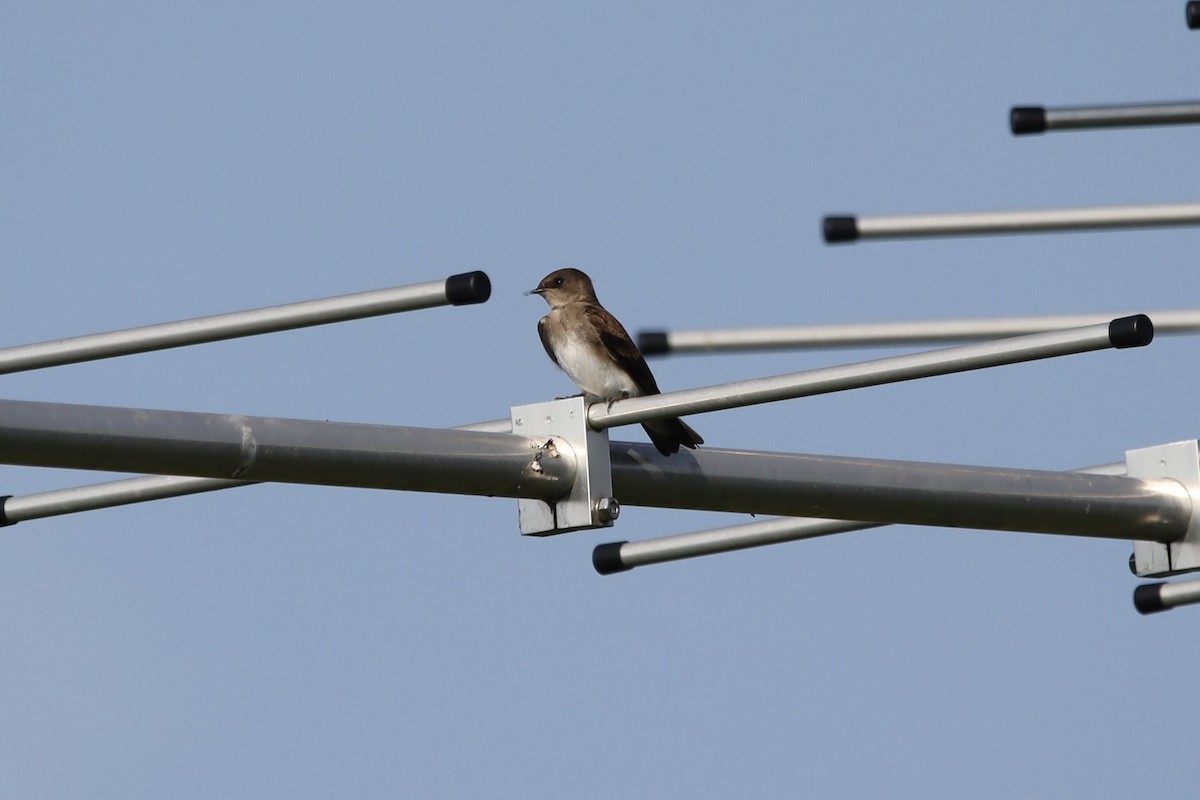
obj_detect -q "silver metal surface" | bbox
[0,398,573,500]
[647,309,1200,354]
[612,517,881,570]
[3,475,250,523]
[1046,101,1200,131]
[852,202,1200,241]
[589,321,1131,431]
[511,397,613,535]
[0,277,467,374]
[608,443,1190,541]
[1141,579,1200,612]
[595,462,1130,571]
[0,414,518,524]
[1127,441,1200,578]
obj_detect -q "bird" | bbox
[529,268,703,456]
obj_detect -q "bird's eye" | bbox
[554,277,564,287]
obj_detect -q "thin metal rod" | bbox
[589,316,1151,431]
[593,517,882,574]
[0,398,571,500]
[823,202,1200,243]
[639,309,1200,355]
[0,415,517,525]
[0,271,491,374]
[1011,101,1200,135]
[593,463,1128,574]
[1,475,250,525]
[607,444,1190,541]
[1134,579,1200,614]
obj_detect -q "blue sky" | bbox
[2,2,1198,797]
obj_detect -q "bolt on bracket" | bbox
[511,396,616,536]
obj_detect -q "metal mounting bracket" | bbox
[1127,440,1200,578]
[511,396,617,536]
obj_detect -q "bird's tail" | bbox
[643,417,704,457]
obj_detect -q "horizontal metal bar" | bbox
[593,463,1129,573]
[589,317,1150,430]
[1134,579,1200,614]
[823,202,1200,243]
[639,309,1200,355]
[0,415,517,525]
[0,271,491,374]
[0,398,571,500]
[1011,101,1200,135]
[608,444,1190,541]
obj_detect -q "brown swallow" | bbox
[529,268,703,456]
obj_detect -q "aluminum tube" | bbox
[823,202,1200,243]
[641,309,1200,355]
[589,317,1150,431]
[608,443,1190,542]
[1,475,249,524]
[1133,579,1200,614]
[0,413,518,525]
[594,462,1130,573]
[0,398,572,500]
[1012,102,1200,135]
[593,517,882,574]
[0,271,491,374]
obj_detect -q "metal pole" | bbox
[823,202,1200,243]
[1133,579,1200,614]
[593,517,881,574]
[1188,1,1200,29]
[0,398,571,500]
[0,271,491,374]
[590,316,1151,431]
[0,475,250,525]
[640,309,1200,355]
[607,443,1191,541]
[593,463,1129,574]
[0,416,517,525]
[1011,101,1200,135]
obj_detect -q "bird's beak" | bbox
[525,287,545,296]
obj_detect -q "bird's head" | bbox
[527,268,598,307]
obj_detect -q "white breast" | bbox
[554,335,643,401]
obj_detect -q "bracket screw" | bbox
[595,496,620,524]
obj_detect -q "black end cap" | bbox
[1108,314,1154,349]
[638,331,670,356]
[1134,583,1168,614]
[823,216,859,244]
[0,496,12,527]
[1010,106,1047,135]
[445,271,491,306]
[592,542,631,575]
[1189,1,1200,29]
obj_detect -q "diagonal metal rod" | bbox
[593,463,1129,574]
[639,309,1200,356]
[588,316,1151,431]
[0,318,1153,524]
[1011,101,1200,135]
[0,271,490,374]
[823,202,1200,243]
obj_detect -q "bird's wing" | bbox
[586,304,661,395]
[537,315,560,367]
